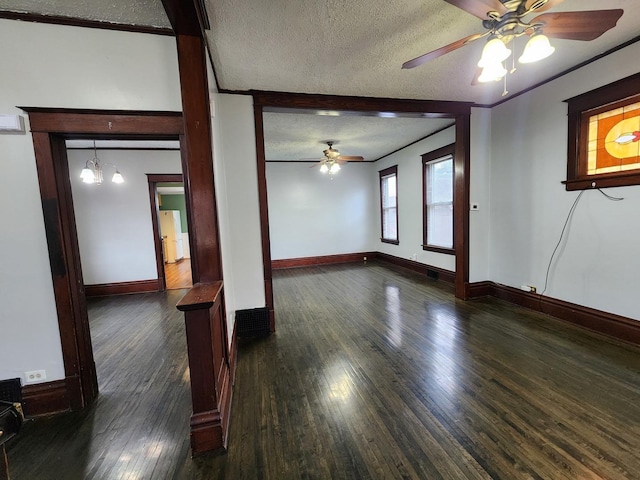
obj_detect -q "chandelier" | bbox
[80,141,124,185]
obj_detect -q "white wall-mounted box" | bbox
[0,114,25,133]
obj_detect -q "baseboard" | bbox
[85,279,161,297]
[375,252,455,284]
[272,252,373,269]
[21,379,69,417]
[229,319,238,386]
[467,281,640,345]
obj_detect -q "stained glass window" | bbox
[587,101,640,175]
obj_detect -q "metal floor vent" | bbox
[236,307,270,338]
[0,378,22,404]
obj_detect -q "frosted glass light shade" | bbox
[478,38,511,68]
[319,163,329,173]
[519,33,555,63]
[478,62,507,83]
[112,171,124,184]
[329,163,341,174]
[80,166,95,183]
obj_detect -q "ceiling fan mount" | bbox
[402,0,623,85]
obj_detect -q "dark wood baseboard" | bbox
[21,379,69,417]
[272,252,373,269]
[467,281,640,345]
[85,279,161,297]
[272,251,456,286]
[375,252,456,284]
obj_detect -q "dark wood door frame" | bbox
[251,92,473,327]
[21,107,187,410]
[146,173,186,291]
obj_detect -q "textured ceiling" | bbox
[264,112,452,161]
[0,0,170,28]
[205,0,639,105]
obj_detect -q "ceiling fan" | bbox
[402,0,623,85]
[311,142,364,175]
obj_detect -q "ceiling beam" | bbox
[161,0,207,36]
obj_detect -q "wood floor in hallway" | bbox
[7,262,640,479]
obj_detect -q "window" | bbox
[422,144,454,254]
[565,72,640,190]
[379,165,398,244]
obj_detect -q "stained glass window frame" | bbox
[564,73,640,191]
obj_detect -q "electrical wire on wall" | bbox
[538,188,625,312]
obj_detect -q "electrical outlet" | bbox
[520,285,537,293]
[25,369,46,384]
[363,256,367,262]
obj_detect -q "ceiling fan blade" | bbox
[524,0,563,14]
[529,10,623,41]
[470,66,483,86]
[445,0,508,19]
[338,155,364,161]
[402,32,487,69]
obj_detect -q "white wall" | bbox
[68,149,182,284]
[267,162,376,259]
[214,94,266,315]
[0,19,181,383]
[489,41,640,320]
[374,126,456,272]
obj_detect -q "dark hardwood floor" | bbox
[7,262,640,479]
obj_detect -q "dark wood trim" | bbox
[466,281,640,345]
[147,173,184,292]
[272,252,372,270]
[24,108,191,421]
[465,281,494,298]
[0,10,174,36]
[379,165,399,244]
[176,35,221,284]
[478,35,640,109]
[161,0,202,36]
[177,282,231,454]
[454,116,471,299]
[253,104,276,332]
[84,279,161,297]
[376,252,455,284]
[422,143,455,254]
[374,122,456,162]
[21,380,69,418]
[229,315,238,386]
[251,91,472,116]
[21,108,183,136]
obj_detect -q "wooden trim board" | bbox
[84,279,161,297]
[21,379,69,418]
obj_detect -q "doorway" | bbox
[147,175,193,290]
[24,108,189,409]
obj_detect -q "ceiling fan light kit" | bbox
[402,0,624,90]
[312,141,364,177]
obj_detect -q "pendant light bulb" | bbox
[319,163,329,174]
[478,61,507,83]
[112,170,124,184]
[478,38,511,68]
[519,32,555,64]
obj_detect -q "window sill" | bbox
[422,244,454,255]
[563,172,640,191]
[380,238,399,245]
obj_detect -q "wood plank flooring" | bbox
[6,262,640,479]
[165,259,193,290]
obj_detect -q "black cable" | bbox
[540,190,584,299]
[597,188,624,201]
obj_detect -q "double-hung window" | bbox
[379,166,399,244]
[423,145,454,254]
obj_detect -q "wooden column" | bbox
[173,33,231,454]
[177,282,231,454]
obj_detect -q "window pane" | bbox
[427,158,453,204]
[380,170,398,241]
[427,205,453,248]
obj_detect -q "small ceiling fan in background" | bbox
[310,142,364,176]
[402,0,623,89]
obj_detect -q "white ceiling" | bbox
[4,0,638,160]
